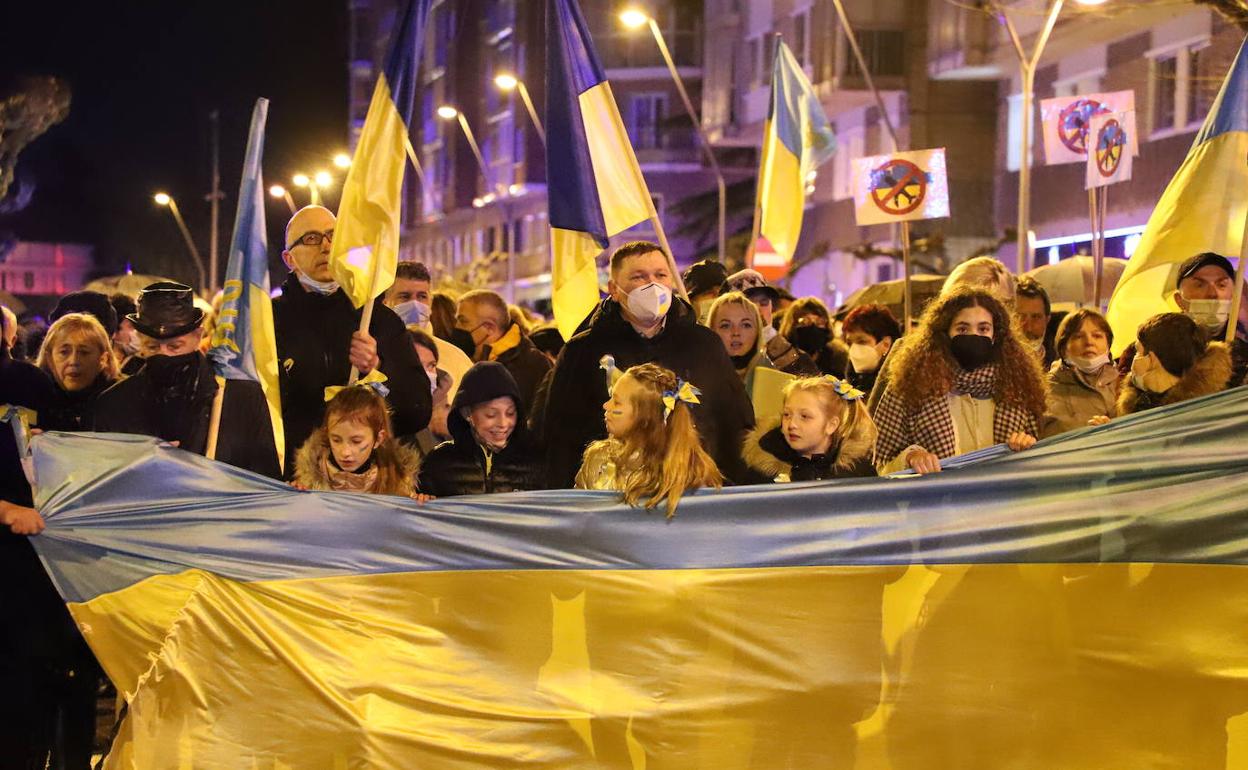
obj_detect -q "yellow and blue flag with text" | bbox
[1107,37,1248,355]
[329,0,431,308]
[19,385,1248,768]
[546,0,655,340]
[753,40,836,273]
[208,98,283,471]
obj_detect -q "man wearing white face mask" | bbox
[1118,312,1231,416]
[273,206,431,474]
[1171,252,1248,385]
[384,260,472,404]
[535,241,754,487]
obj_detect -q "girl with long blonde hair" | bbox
[576,363,722,517]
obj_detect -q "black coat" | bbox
[0,352,56,506]
[535,297,755,487]
[741,423,878,484]
[273,273,431,473]
[40,374,111,432]
[417,428,544,497]
[93,354,282,479]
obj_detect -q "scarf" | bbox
[876,362,1038,461]
[321,454,378,493]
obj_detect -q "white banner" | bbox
[1040,90,1138,165]
[1086,111,1136,189]
[851,148,950,227]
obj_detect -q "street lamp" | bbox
[494,72,546,145]
[333,153,352,169]
[269,184,296,215]
[619,7,726,262]
[292,172,332,206]
[437,105,500,196]
[153,192,207,295]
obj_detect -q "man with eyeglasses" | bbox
[273,205,431,472]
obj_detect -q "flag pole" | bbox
[1096,186,1108,310]
[901,221,913,331]
[1087,188,1098,306]
[347,264,386,385]
[645,200,688,301]
[1227,208,1248,345]
[205,376,226,460]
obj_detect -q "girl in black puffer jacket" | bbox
[416,361,544,496]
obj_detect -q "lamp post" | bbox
[438,105,501,196]
[153,192,207,295]
[333,153,352,170]
[620,8,725,263]
[494,73,546,145]
[269,184,297,215]
[292,173,316,205]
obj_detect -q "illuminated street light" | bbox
[314,170,333,188]
[437,105,459,120]
[619,6,725,261]
[269,184,296,215]
[152,192,207,293]
[292,173,310,188]
[333,153,352,169]
[493,72,546,145]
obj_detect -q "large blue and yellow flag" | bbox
[1107,37,1248,355]
[329,0,431,308]
[546,0,655,340]
[208,98,283,471]
[25,386,1248,768]
[753,40,836,272]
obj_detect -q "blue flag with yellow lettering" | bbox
[208,97,283,470]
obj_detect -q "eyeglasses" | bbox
[290,229,334,248]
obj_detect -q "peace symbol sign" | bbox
[869,159,928,216]
[1095,119,1127,178]
[1058,98,1111,155]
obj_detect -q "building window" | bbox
[832,126,862,201]
[1005,93,1035,172]
[1150,39,1211,135]
[875,261,894,283]
[844,29,905,79]
[747,38,762,89]
[628,94,666,150]
[1052,71,1104,99]
[23,272,35,290]
[792,9,810,68]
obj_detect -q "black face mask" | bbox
[450,327,476,359]
[145,350,202,388]
[949,334,996,370]
[791,325,830,355]
[730,351,755,370]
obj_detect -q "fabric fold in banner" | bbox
[26,386,1248,768]
[1107,38,1248,355]
[328,0,431,308]
[545,0,654,340]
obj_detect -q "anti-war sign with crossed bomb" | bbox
[852,148,950,227]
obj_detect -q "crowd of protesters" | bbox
[2,205,1248,766]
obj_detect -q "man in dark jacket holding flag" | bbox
[274,205,431,472]
[535,241,755,488]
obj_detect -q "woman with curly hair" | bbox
[873,287,1047,475]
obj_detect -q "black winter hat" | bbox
[1175,252,1235,289]
[1137,312,1207,377]
[449,361,524,430]
[681,259,729,297]
[128,281,205,340]
[51,291,119,337]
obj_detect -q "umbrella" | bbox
[82,273,174,298]
[837,274,947,320]
[1025,256,1126,306]
[0,290,27,315]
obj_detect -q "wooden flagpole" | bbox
[901,221,913,332]
[205,375,226,460]
[1227,206,1248,345]
[347,260,386,386]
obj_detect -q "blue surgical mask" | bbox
[392,299,431,328]
[296,272,340,296]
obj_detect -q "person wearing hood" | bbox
[841,303,901,397]
[1118,312,1232,415]
[455,289,551,411]
[534,241,754,487]
[93,282,282,479]
[708,291,774,395]
[1170,252,1247,386]
[742,376,878,484]
[417,361,543,496]
[873,288,1047,475]
[778,296,849,376]
[35,312,119,431]
[273,206,431,473]
[1040,309,1121,437]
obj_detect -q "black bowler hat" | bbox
[127,282,205,340]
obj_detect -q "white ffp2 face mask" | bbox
[1186,298,1231,328]
[624,283,672,327]
[848,343,882,373]
[1067,353,1111,375]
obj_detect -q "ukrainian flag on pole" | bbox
[546,0,655,340]
[754,40,836,269]
[329,0,431,308]
[208,98,283,471]
[1107,38,1248,355]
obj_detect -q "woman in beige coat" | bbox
[1041,309,1121,437]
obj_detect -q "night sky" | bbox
[1,0,349,288]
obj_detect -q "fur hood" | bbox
[294,427,421,497]
[742,415,875,480]
[1117,341,1232,415]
